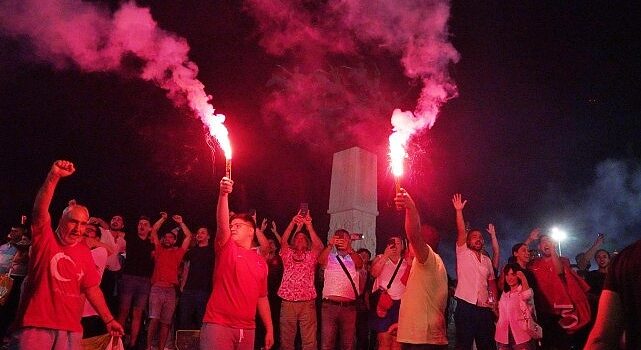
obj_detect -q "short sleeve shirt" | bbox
[454,244,495,305]
[397,245,448,345]
[17,224,100,332]
[151,246,186,286]
[278,248,318,301]
[203,239,268,329]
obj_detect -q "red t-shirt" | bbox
[203,239,267,329]
[151,246,186,286]
[17,223,100,332]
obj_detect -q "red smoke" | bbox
[0,0,228,153]
[245,0,460,151]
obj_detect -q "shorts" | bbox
[118,274,151,310]
[369,299,401,333]
[149,285,177,324]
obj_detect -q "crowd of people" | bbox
[0,160,639,350]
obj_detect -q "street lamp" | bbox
[550,227,568,256]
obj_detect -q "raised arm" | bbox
[280,215,300,251]
[370,243,393,278]
[33,160,75,231]
[271,221,282,244]
[89,217,110,230]
[317,236,336,267]
[150,212,168,247]
[523,227,540,247]
[304,212,324,253]
[452,193,468,247]
[396,189,429,263]
[487,223,500,270]
[577,234,605,271]
[256,218,271,257]
[215,177,233,249]
[173,215,192,250]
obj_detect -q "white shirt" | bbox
[100,228,124,271]
[454,244,495,305]
[322,251,359,300]
[495,285,535,345]
[82,246,108,317]
[371,257,408,300]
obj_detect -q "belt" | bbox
[322,298,355,307]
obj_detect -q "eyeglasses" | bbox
[229,223,254,230]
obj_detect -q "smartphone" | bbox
[299,203,309,216]
[350,233,364,240]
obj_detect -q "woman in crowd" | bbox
[369,236,409,350]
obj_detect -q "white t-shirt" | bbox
[100,228,124,271]
[82,246,108,317]
[397,245,448,345]
[371,257,408,300]
[322,251,359,300]
[454,244,495,306]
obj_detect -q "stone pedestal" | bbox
[327,147,378,255]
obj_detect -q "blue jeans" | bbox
[177,289,209,330]
[320,300,356,350]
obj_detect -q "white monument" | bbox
[327,147,378,254]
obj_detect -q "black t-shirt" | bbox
[122,234,155,277]
[585,270,606,297]
[183,245,214,292]
[604,239,641,349]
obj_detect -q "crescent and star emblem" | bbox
[50,252,83,282]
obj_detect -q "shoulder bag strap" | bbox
[336,254,359,298]
[385,257,404,290]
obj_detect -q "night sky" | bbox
[1,0,640,274]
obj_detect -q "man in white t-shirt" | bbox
[317,229,363,350]
[451,194,497,350]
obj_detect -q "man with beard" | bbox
[10,160,123,349]
[277,211,324,350]
[451,194,497,350]
[146,212,192,350]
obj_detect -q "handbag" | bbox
[0,268,14,306]
[373,257,404,318]
[336,255,367,312]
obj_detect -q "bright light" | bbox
[550,227,568,242]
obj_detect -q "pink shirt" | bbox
[18,224,100,332]
[203,239,268,329]
[495,286,535,345]
[278,248,318,301]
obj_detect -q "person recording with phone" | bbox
[369,236,409,350]
[318,229,364,350]
[277,209,324,350]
